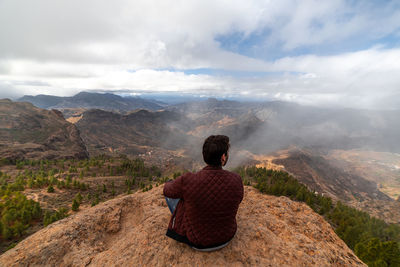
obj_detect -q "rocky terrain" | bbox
[272,148,392,203]
[349,198,400,224]
[0,186,365,266]
[327,149,400,200]
[75,109,193,157]
[72,104,264,169]
[0,99,88,160]
[19,92,400,154]
[261,148,400,224]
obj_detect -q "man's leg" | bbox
[165,197,180,214]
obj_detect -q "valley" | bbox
[247,147,400,224]
[1,92,400,262]
[327,149,400,200]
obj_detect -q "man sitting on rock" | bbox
[163,135,244,251]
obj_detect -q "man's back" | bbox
[164,165,243,248]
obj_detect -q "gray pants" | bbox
[165,197,180,214]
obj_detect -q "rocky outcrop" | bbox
[0,186,365,266]
[0,99,88,160]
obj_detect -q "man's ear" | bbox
[221,153,227,165]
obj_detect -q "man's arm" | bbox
[239,180,244,203]
[235,173,244,203]
[163,175,185,199]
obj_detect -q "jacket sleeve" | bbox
[236,174,244,203]
[163,174,185,199]
[239,177,244,203]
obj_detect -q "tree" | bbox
[75,193,83,203]
[47,185,55,193]
[91,193,100,206]
[2,224,13,239]
[12,221,25,237]
[72,199,79,211]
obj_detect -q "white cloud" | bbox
[0,0,399,109]
[1,46,400,109]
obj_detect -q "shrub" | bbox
[47,185,55,193]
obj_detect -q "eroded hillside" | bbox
[0,99,88,160]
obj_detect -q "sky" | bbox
[0,0,400,109]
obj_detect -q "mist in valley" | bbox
[2,1,400,264]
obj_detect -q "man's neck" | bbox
[204,165,223,170]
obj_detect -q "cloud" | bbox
[0,81,22,99]
[0,0,399,108]
[3,0,398,68]
[267,0,400,51]
[1,47,400,109]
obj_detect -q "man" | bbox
[163,135,244,251]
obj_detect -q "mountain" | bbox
[17,95,65,109]
[18,93,400,153]
[168,98,265,151]
[75,109,192,156]
[0,99,88,160]
[72,106,265,172]
[18,92,163,113]
[262,148,400,224]
[272,148,392,202]
[0,186,365,266]
[169,97,251,113]
[169,98,400,153]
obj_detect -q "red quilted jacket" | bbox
[163,165,244,248]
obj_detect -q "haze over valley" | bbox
[1,0,400,265]
[3,92,400,209]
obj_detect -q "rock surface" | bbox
[0,186,366,266]
[0,99,88,160]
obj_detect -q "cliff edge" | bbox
[0,186,365,266]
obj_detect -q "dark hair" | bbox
[202,135,230,166]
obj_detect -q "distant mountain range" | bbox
[18,92,164,112]
[16,91,400,154]
[2,94,400,222]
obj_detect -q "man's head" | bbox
[202,135,230,166]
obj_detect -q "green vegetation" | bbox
[43,207,68,227]
[71,199,80,211]
[72,193,82,211]
[0,192,42,239]
[47,185,54,193]
[5,153,398,266]
[0,169,42,241]
[235,166,400,267]
[91,193,100,206]
[0,156,161,249]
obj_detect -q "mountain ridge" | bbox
[0,99,88,160]
[18,92,163,112]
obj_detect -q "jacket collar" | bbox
[203,165,223,170]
